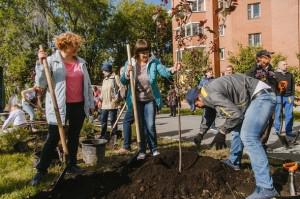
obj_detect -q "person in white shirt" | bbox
[21,86,42,132]
[1,98,27,135]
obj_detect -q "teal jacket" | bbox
[121,57,173,110]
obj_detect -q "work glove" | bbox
[210,132,227,150]
[193,133,204,148]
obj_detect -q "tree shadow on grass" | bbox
[0,172,57,196]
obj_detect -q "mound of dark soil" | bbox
[33,150,256,199]
[107,150,255,199]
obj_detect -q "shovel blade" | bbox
[50,166,68,192]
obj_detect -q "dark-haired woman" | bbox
[120,39,180,159]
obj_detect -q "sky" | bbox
[112,0,171,9]
[145,0,171,7]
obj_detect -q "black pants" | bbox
[36,102,85,173]
[170,105,176,116]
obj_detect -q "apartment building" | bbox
[172,0,300,75]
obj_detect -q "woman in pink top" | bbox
[32,32,94,185]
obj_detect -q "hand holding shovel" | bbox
[39,45,69,189]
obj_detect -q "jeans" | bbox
[36,102,85,172]
[229,124,243,166]
[123,108,134,149]
[22,101,35,121]
[228,92,276,189]
[274,96,294,136]
[137,100,158,153]
[99,109,118,136]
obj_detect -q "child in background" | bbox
[1,97,27,135]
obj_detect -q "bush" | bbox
[181,48,210,88]
[228,44,262,73]
[0,128,31,152]
[288,66,300,85]
[80,118,96,139]
[271,53,287,69]
[229,44,288,73]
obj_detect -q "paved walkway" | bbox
[108,110,300,160]
[155,113,300,161]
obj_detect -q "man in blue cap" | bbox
[186,73,278,199]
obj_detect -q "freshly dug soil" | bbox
[33,150,256,199]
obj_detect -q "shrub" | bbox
[181,48,210,88]
[288,66,300,85]
[228,44,262,73]
[229,44,288,73]
[0,128,31,152]
[80,118,96,139]
[271,53,287,69]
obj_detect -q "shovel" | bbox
[108,103,127,148]
[125,44,142,164]
[39,45,69,190]
[283,162,298,196]
[278,82,289,147]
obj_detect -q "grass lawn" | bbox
[0,152,59,199]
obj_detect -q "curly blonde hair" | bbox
[54,32,83,51]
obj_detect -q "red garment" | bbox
[64,62,84,103]
[93,88,101,109]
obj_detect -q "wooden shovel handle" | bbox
[111,103,127,130]
[126,44,141,143]
[39,45,69,155]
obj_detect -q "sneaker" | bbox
[221,159,241,171]
[67,165,85,174]
[137,152,146,160]
[116,148,131,154]
[209,127,218,133]
[31,171,46,186]
[246,186,279,199]
[152,150,160,157]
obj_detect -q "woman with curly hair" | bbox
[31,32,94,185]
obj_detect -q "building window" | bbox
[248,33,261,46]
[219,24,225,36]
[248,3,260,19]
[192,23,201,35]
[186,24,192,37]
[191,0,205,12]
[220,48,225,60]
[218,0,223,9]
[184,23,202,37]
[175,27,184,38]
